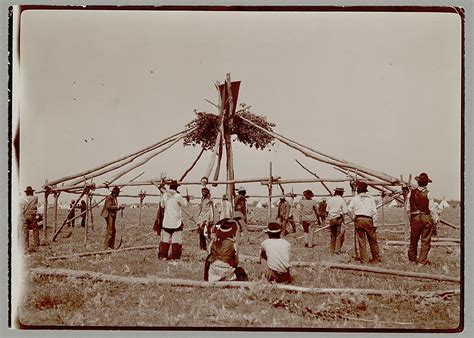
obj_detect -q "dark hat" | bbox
[215,218,238,239]
[222,194,228,200]
[264,222,282,234]
[111,186,120,194]
[24,186,35,193]
[334,187,345,193]
[202,187,210,193]
[415,172,432,184]
[303,189,314,198]
[169,180,180,189]
[237,186,246,193]
[280,196,286,200]
[356,181,368,193]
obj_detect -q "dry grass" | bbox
[19,205,461,330]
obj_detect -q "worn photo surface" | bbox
[13,7,462,330]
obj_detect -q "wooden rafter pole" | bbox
[268,162,273,221]
[43,179,49,241]
[203,117,223,181]
[88,194,94,231]
[84,185,89,246]
[179,146,205,181]
[295,159,333,195]
[46,128,192,188]
[212,132,224,186]
[53,191,59,233]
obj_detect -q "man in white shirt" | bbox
[218,194,233,220]
[298,190,319,248]
[348,182,380,263]
[197,187,214,251]
[260,222,292,284]
[327,187,348,254]
[405,172,438,265]
[159,180,188,260]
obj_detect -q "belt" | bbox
[410,212,430,216]
[355,215,372,220]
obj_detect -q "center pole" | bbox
[268,162,273,221]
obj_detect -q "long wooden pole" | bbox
[212,133,224,186]
[179,146,205,181]
[43,179,49,242]
[89,194,94,231]
[53,192,59,233]
[295,159,333,195]
[84,192,89,246]
[46,128,191,187]
[223,75,236,202]
[138,191,145,227]
[52,188,88,242]
[268,162,272,221]
[31,267,459,297]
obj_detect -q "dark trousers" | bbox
[288,216,296,232]
[104,215,116,249]
[354,216,380,263]
[267,269,292,284]
[23,218,40,251]
[80,215,86,227]
[329,216,345,254]
[408,214,434,264]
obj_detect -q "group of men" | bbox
[21,171,440,275]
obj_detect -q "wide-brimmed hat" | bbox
[111,186,120,194]
[237,186,246,193]
[415,172,432,184]
[222,194,228,200]
[264,222,282,234]
[24,186,35,193]
[215,218,238,239]
[303,189,314,198]
[201,187,210,193]
[356,181,368,193]
[169,180,180,189]
[334,187,345,193]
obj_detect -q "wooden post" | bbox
[139,191,145,227]
[53,191,59,233]
[84,191,89,246]
[223,74,236,204]
[268,162,273,221]
[43,179,49,241]
[89,194,94,230]
[381,191,385,228]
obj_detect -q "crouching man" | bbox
[204,218,248,282]
[260,222,292,284]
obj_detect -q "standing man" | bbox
[406,172,438,265]
[234,186,249,245]
[77,199,87,228]
[348,182,380,263]
[20,186,40,253]
[276,196,290,236]
[197,187,214,251]
[100,187,125,250]
[317,199,328,226]
[159,180,188,260]
[298,189,319,248]
[327,187,348,255]
[67,199,76,227]
[218,194,233,220]
[287,193,297,233]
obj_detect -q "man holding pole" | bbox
[327,187,348,254]
[159,180,188,260]
[348,182,380,264]
[406,172,438,266]
[100,186,125,250]
[20,186,40,253]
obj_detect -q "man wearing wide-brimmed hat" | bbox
[234,186,249,244]
[348,182,380,263]
[327,187,349,254]
[204,218,248,282]
[218,194,233,220]
[276,196,291,236]
[406,172,438,265]
[20,186,40,252]
[101,186,125,250]
[260,222,292,284]
[159,180,188,259]
[197,187,215,251]
[298,189,319,248]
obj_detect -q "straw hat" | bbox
[264,222,282,234]
[215,218,238,239]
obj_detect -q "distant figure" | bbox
[218,194,233,220]
[260,222,292,284]
[67,200,76,227]
[327,187,348,255]
[77,199,87,227]
[406,172,438,266]
[234,186,249,245]
[348,182,380,263]
[298,189,319,248]
[197,187,214,251]
[20,186,40,253]
[317,199,328,226]
[204,218,248,282]
[100,187,125,250]
[159,180,188,260]
[276,197,290,236]
[287,194,297,233]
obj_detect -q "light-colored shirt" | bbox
[219,200,233,219]
[298,199,318,222]
[20,195,38,222]
[327,195,348,221]
[198,197,214,224]
[405,186,439,223]
[348,193,378,225]
[261,238,291,273]
[160,190,188,229]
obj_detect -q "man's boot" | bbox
[158,242,170,259]
[170,243,182,260]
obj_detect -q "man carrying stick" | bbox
[327,187,348,255]
[100,187,125,250]
[405,172,438,266]
[158,180,188,260]
[348,182,381,264]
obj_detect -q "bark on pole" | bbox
[212,134,224,186]
[43,179,49,241]
[89,194,94,230]
[84,191,89,246]
[268,162,273,221]
[224,74,236,202]
[53,192,59,233]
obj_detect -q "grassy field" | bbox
[18,203,461,330]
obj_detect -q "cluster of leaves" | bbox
[183,109,276,150]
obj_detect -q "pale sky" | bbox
[18,10,462,203]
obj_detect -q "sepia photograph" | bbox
[10,6,463,331]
